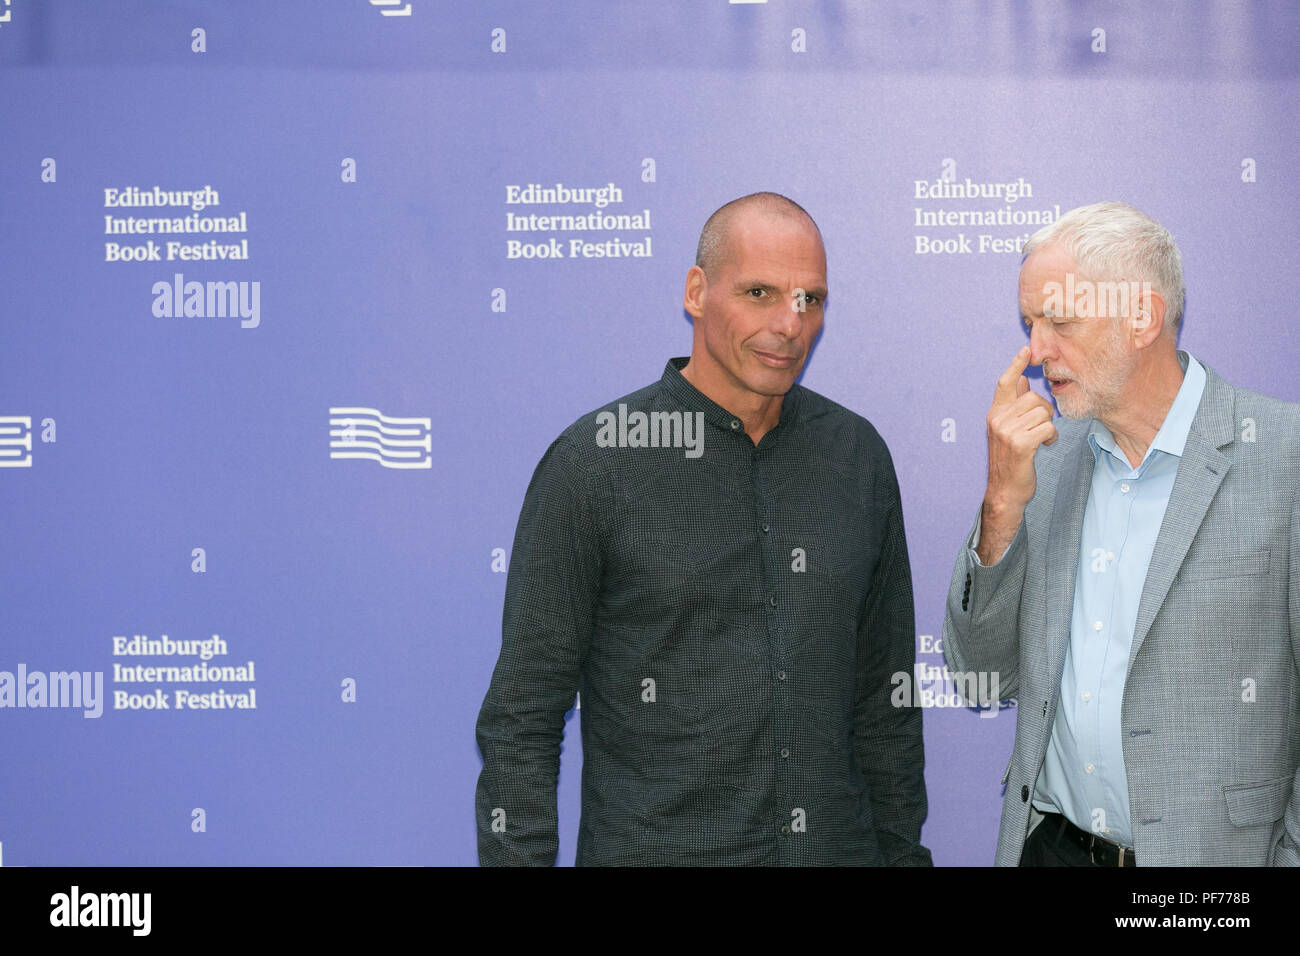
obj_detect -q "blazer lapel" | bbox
[1129,365,1236,671]
[1044,432,1094,684]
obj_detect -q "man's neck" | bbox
[1100,351,1186,468]
[681,360,785,446]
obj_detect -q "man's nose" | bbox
[774,294,806,338]
[1027,320,1053,368]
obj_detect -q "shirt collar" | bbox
[1088,350,1206,467]
[661,357,804,436]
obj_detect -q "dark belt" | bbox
[1041,811,1137,867]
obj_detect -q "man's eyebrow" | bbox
[734,280,780,293]
[784,284,828,300]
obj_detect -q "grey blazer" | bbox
[942,363,1300,865]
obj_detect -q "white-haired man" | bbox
[943,200,1300,866]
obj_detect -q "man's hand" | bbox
[977,346,1057,566]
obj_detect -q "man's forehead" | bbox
[1019,244,1073,299]
[1018,268,1043,298]
[1021,243,1075,275]
[731,251,827,289]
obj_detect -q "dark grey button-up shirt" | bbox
[476,358,930,865]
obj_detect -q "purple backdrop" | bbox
[1,0,1296,865]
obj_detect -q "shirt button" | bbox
[1120,482,1131,493]
[768,595,777,607]
[780,748,790,759]
[761,523,770,534]
[777,670,787,681]
[730,419,741,431]
[1085,763,1095,774]
[1094,621,1103,631]
[1082,691,1092,702]
[780,825,791,835]
[1107,552,1115,562]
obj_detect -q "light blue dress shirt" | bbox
[1033,351,1206,846]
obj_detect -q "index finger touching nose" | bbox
[994,346,1031,403]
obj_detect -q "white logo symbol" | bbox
[369,0,412,16]
[0,1,12,25]
[329,407,431,469]
[0,417,32,468]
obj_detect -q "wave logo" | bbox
[329,407,431,470]
[369,0,412,16]
[0,417,31,468]
[0,1,11,25]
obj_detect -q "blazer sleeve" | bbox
[1275,483,1300,866]
[941,506,1027,698]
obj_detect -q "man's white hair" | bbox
[1024,201,1185,332]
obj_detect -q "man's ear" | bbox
[683,265,707,320]
[1130,287,1167,350]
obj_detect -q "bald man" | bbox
[476,192,932,866]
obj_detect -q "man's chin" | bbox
[745,365,800,396]
[1054,392,1099,421]
[753,377,796,398]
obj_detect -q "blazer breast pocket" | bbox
[1179,549,1270,582]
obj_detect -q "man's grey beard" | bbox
[1047,369,1124,421]
[1045,324,1132,421]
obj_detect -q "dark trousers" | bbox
[1020,813,1109,867]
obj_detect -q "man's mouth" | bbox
[753,349,799,368]
[1042,366,1073,391]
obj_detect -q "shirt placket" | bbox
[1087,452,1139,841]
[743,422,798,863]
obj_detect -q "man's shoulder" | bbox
[792,383,892,458]
[1216,373,1300,438]
[553,378,666,450]
[1201,369,1300,476]
[539,374,700,485]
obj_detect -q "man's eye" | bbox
[802,294,820,305]
[748,288,766,298]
